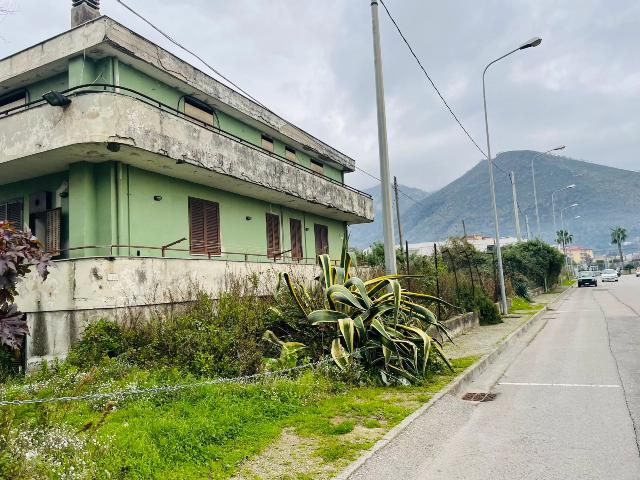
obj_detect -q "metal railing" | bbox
[47,242,337,266]
[0,83,371,200]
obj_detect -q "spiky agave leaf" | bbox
[338,317,356,353]
[330,338,350,370]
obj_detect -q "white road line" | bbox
[499,382,620,388]
[550,310,600,313]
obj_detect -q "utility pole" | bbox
[393,176,404,250]
[462,219,467,238]
[510,171,522,241]
[370,0,396,275]
[525,213,531,240]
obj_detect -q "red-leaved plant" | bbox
[0,221,52,349]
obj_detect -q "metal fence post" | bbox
[434,243,442,320]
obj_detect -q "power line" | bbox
[115,0,425,209]
[115,0,268,109]
[378,0,487,158]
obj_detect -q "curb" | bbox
[334,286,574,480]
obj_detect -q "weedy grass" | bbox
[509,296,544,314]
[0,356,477,479]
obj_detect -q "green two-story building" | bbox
[0,1,373,365]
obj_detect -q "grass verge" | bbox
[0,356,478,480]
[509,296,544,314]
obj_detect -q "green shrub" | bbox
[66,319,127,367]
[502,239,564,289]
[514,282,531,301]
[456,287,501,325]
[474,293,502,325]
[67,285,270,378]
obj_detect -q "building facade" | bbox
[0,3,373,364]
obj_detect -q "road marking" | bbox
[499,382,620,388]
[551,310,599,313]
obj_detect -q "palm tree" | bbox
[556,229,573,265]
[611,226,627,264]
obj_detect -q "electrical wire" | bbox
[115,0,268,109]
[114,0,425,208]
[378,0,487,158]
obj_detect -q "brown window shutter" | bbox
[314,224,329,256]
[189,197,221,256]
[290,219,303,260]
[266,213,281,259]
[189,197,205,254]
[45,208,61,256]
[204,201,221,255]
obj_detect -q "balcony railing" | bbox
[0,83,371,200]
[47,242,339,266]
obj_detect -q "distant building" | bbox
[565,246,594,266]
[403,235,520,256]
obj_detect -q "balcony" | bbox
[0,88,373,223]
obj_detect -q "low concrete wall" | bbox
[429,311,479,344]
[16,257,327,366]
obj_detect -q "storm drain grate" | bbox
[462,392,497,402]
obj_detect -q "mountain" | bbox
[353,150,640,254]
[349,184,430,248]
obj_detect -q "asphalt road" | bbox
[348,276,640,480]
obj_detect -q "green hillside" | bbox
[352,151,640,254]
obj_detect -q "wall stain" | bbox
[30,312,49,357]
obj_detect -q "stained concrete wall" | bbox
[16,257,324,366]
[0,93,373,223]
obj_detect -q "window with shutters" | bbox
[261,135,274,152]
[0,199,23,229]
[45,208,61,256]
[184,97,214,126]
[285,147,297,162]
[0,90,26,116]
[289,218,303,261]
[314,224,329,256]
[310,159,324,175]
[266,213,281,259]
[189,197,221,256]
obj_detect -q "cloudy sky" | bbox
[1,0,639,192]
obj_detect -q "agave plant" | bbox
[269,237,455,384]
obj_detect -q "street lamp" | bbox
[551,184,575,236]
[483,36,542,314]
[560,203,579,231]
[559,203,579,269]
[531,145,566,238]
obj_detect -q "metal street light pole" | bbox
[483,36,542,315]
[531,146,566,239]
[560,203,579,269]
[552,184,576,236]
[370,0,396,274]
[510,171,522,241]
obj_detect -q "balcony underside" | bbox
[0,93,373,223]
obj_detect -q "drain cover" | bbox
[462,392,497,402]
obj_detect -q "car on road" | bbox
[577,270,598,287]
[601,269,619,282]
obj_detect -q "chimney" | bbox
[71,0,100,28]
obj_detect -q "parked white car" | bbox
[601,269,619,282]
